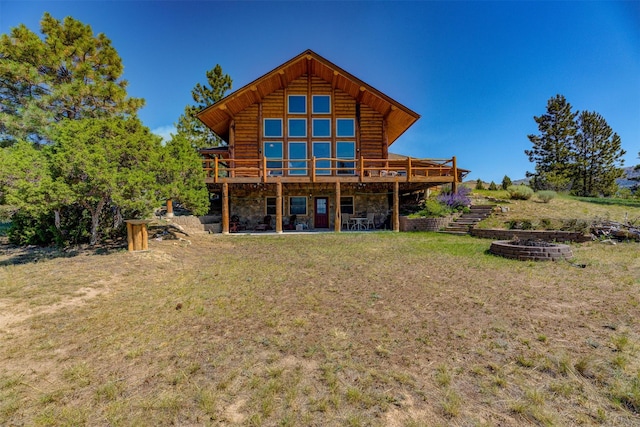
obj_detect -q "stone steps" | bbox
[440,205,494,235]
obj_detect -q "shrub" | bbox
[489,181,498,191]
[475,179,485,190]
[412,199,452,218]
[508,185,534,200]
[536,190,557,203]
[437,186,471,211]
[502,175,512,190]
[507,219,533,230]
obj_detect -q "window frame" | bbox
[336,141,356,175]
[312,95,331,114]
[265,197,284,216]
[289,196,308,216]
[263,118,283,137]
[288,141,307,176]
[263,141,283,176]
[288,118,307,138]
[312,118,331,138]
[312,141,331,175]
[288,95,307,114]
[336,118,356,137]
[340,196,354,215]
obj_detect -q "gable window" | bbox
[313,141,331,175]
[264,119,282,137]
[336,118,355,137]
[288,118,307,137]
[312,95,331,114]
[289,196,307,215]
[288,95,306,114]
[264,142,283,175]
[312,118,331,138]
[288,142,307,175]
[336,141,355,175]
[340,196,354,215]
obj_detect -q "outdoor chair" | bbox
[341,213,351,230]
[254,215,272,231]
[366,213,375,229]
[283,215,297,230]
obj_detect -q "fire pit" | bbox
[490,239,573,261]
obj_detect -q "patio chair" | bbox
[341,213,351,230]
[366,213,375,229]
[283,215,297,230]
[254,215,272,231]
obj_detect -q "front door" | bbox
[314,197,329,228]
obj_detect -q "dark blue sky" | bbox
[2,0,638,181]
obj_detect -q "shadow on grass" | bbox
[570,196,640,209]
[0,240,126,266]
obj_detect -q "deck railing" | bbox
[203,156,459,184]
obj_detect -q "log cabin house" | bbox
[196,50,468,233]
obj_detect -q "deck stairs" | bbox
[441,205,494,235]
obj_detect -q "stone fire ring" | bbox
[490,240,573,261]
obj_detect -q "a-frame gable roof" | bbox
[196,49,420,145]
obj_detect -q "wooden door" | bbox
[314,197,329,228]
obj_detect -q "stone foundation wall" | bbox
[471,229,591,243]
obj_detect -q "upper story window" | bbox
[312,118,331,137]
[288,95,306,114]
[288,118,307,137]
[336,118,355,137]
[264,119,282,137]
[312,95,331,114]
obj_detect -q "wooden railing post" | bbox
[262,156,268,183]
[452,156,458,193]
[222,182,229,234]
[334,181,341,233]
[359,156,364,181]
[276,179,283,234]
[311,156,316,183]
[214,157,219,183]
[407,157,412,182]
[393,180,400,232]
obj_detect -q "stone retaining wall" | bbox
[490,240,573,261]
[399,216,453,232]
[471,229,591,243]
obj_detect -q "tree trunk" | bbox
[89,197,107,246]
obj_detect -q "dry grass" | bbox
[0,228,639,426]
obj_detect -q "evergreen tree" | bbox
[475,178,485,190]
[0,13,143,145]
[501,175,512,190]
[176,64,232,148]
[572,111,625,197]
[525,95,577,191]
[488,181,497,191]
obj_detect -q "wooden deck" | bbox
[203,156,464,185]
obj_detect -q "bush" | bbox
[488,181,498,191]
[536,190,557,203]
[475,179,485,190]
[507,185,534,200]
[437,186,471,211]
[411,199,452,218]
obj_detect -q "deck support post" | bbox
[334,181,341,233]
[393,180,400,232]
[166,198,174,218]
[276,179,283,234]
[222,182,229,234]
[452,156,458,194]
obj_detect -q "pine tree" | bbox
[572,111,625,197]
[501,175,512,190]
[0,13,143,145]
[475,178,485,190]
[176,65,232,148]
[525,95,577,191]
[489,181,497,191]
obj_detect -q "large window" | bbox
[340,196,354,215]
[313,141,331,175]
[266,197,284,215]
[288,95,306,114]
[289,196,307,215]
[336,118,355,137]
[264,119,282,137]
[288,142,307,175]
[288,118,307,137]
[312,118,331,137]
[337,141,355,175]
[312,95,331,114]
[264,142,283,175]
